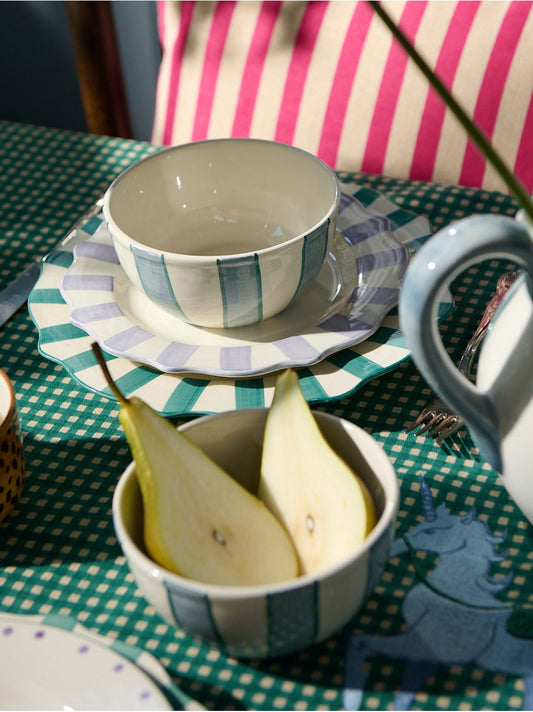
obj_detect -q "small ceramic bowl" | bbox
[103,139,340,328]
[112,408,399,658]
[0,370,25,524]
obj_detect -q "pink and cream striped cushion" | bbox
[152,0,533,193]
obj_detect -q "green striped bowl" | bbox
[112,408,399,659]
[103,139,340,328]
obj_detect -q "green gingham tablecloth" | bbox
[1,120,532,711]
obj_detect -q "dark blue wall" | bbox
[112,1,160,141]
[0,0,160,142]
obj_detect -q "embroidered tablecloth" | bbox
[0,120,531,711]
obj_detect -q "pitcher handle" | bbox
[399,214,533,471]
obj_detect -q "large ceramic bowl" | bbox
[103,139,340,328]
[112,408,399,658]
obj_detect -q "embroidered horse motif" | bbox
[343,477,533,710]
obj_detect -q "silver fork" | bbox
[406,270,519,439]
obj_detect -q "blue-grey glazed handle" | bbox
[399,214,533,471]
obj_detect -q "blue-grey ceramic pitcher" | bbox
[399,211,533,524]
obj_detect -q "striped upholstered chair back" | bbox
[152,1,533,193]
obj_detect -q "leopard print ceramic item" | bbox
[0,370,24,524]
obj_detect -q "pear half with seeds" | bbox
[259,369,377,576]
[92,344,298,587]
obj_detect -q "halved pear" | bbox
[92,344,298,586]
[259,369,377,575]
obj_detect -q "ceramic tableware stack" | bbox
[29,139,452,419]
[27,139,453,657]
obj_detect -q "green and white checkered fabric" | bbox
[0,121,531,711]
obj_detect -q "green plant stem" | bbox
[369,1,533,223]
[91,341,128,405]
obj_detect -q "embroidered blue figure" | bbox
[343,476,533,710]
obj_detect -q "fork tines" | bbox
[406,396,464,439]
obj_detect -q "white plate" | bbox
[0,613,200,710]
[28,184,453,416]
[59,193,409,377]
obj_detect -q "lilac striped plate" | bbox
[58,193,409,378]
[29,184,453,416]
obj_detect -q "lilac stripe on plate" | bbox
[156,342,199,370]
[74,241,120,264]
[70,302,123,322]
[318,314,373,333]
[272,335,320,361]
[339,192,357,211]
[105,325,153,350]
[357,248,405,272]
[61,274,114,291]
[220,346,252,373]
[355,285,399,304]
[341,215,391,245]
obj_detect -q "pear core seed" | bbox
[306,515,315,533]
[213,529,226,546]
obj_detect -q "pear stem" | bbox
[369,1,533,223]
[91,342,129,406]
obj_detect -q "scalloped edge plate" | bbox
[28,184,453,416]
[59,192,409,377]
